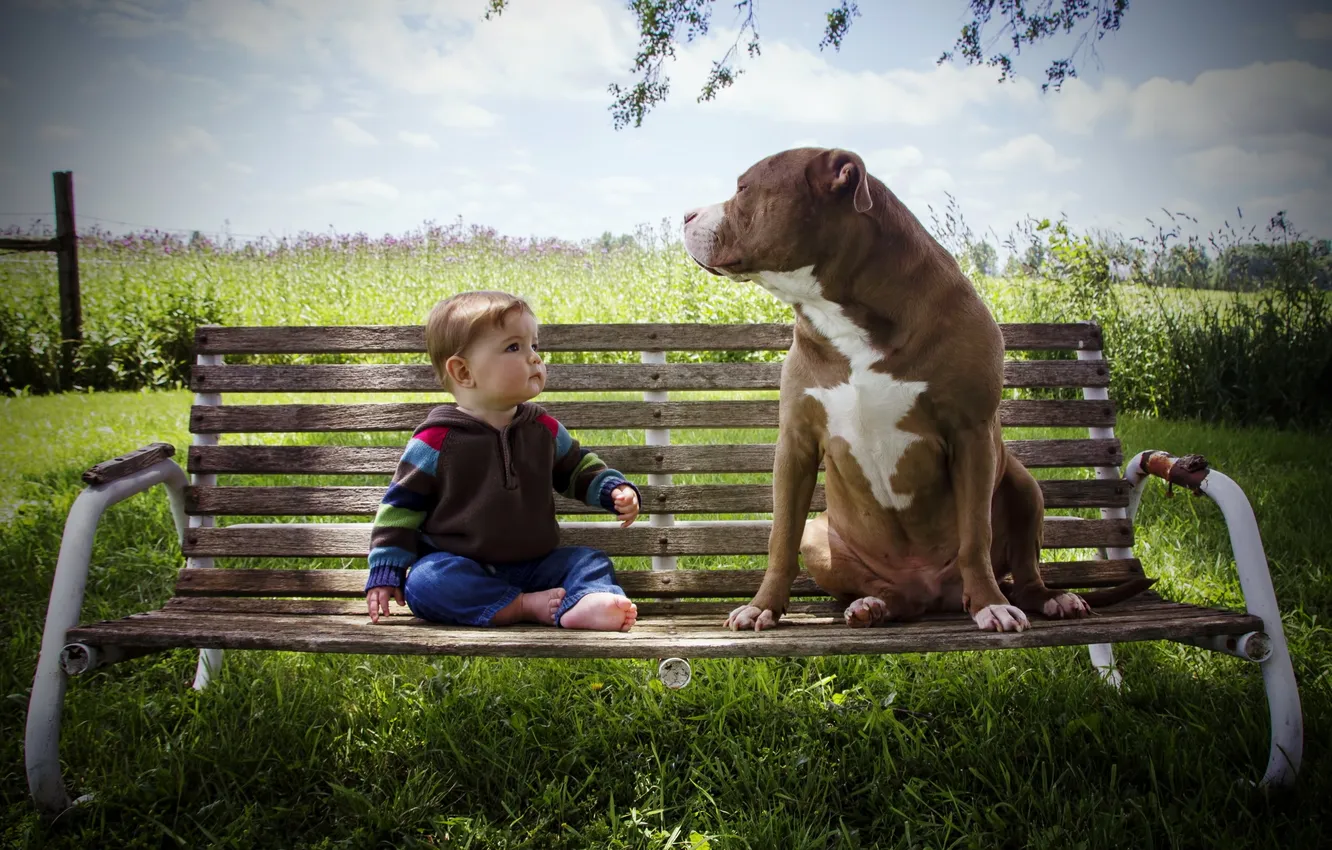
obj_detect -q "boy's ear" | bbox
[444,354,472,389]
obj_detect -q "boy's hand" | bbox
[366,585,404,623]
[612,484,640,527]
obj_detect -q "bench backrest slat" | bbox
[191,399,1116,433]
[195,322,1102,355]
[188,439,1122,475]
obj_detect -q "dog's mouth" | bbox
[688,253,751,281]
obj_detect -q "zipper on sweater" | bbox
[498,424,517,489]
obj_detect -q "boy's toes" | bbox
[620,602,638,632]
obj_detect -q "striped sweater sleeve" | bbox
[539,414,640,512]
[366,425,448,591]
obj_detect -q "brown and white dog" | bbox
[684,147,1111,633]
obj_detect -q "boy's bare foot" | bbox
[559,593,638,632]
[492,588,565,626]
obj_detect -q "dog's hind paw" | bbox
[1042,592,1091,619]
[973,603,1030,632]
[843,596,888,628]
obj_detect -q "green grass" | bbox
[1,389,1328,848]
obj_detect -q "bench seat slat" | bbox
[195,323,1102,355]
[185,478,1128,516]
[190,360,1109,393]
[173,561,1145,599]
[189,439,1123,475]
[65,602,1259,659]
[191,399,1116,433]
[180,519,1132,558]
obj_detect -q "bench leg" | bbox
[1197,469,1303,786]
[190,355,226,691]
[1087,643,1122,687]
[1124,452,1303,786]
[193,649,224,690]
[1077,344,1128,690]
[26,460,189,814]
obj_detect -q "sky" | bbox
[1,0,1330,252]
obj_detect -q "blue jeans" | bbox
[403,546,627,627]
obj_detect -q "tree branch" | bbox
[938,1,1131,92]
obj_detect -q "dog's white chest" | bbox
[754,267,929,511]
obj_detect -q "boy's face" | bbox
[455,310,546,405]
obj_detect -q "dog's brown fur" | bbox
[683,148,1148,632]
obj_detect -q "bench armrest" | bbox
[28,449,192,812]
[82,442,176,486]
[1122,449,1302,785]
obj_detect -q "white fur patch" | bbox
[973,603,1030,632]
[682,203,726,268]
[753,266,929,511]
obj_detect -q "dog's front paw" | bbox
[1042,592,1091,619]
[843,596,888,628]
[724,605,780,631]
[973,603,1030,632]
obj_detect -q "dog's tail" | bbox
[1079,577,1159,608]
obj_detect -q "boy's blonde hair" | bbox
[425,291,535,390]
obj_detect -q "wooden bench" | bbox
[26,321,1303,812]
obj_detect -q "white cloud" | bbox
[397,131,438,150]
[864,146,926,181]
[166,125,220,155]
[1051,62,1332,144]
[1243,187,1332,237]
[335,0,631,101]
[976,134,1080,173]
[593,176,653,207]
[39,124,79,141]
[169,0,630,114]
[1296,12,1332,40]
[669,36,1038,126]
[1179,145,1326,189]
[228,161,254,175]
[333,116,378,146]
[434,102,499,129]
[290,81,323,110]
[305,178,399,206]
[179,0,307,56]
[1050,77,1132,135]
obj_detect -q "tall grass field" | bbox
[0,217,1328,847]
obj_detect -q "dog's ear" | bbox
[807,148,873,214]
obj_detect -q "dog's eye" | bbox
[737,184,748,193]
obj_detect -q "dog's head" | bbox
[682,147,876,280]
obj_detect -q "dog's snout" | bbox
[683,209,699,226]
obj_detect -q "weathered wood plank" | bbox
[165,593,1172,622]
[181,518,1131,558]
[82,442,176,486]
[172,559,1144,601]
[189,439,1123,475]
[196,323,1103,355]
[65,603,1258,659]
[190,399,1115,433]
[164,596,854,618]
[189,360,1109,394]
[186,478,1127,517]
[193,363,785,393]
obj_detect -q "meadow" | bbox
[1,217,1329,847]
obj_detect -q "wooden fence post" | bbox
[53,171,81,390]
